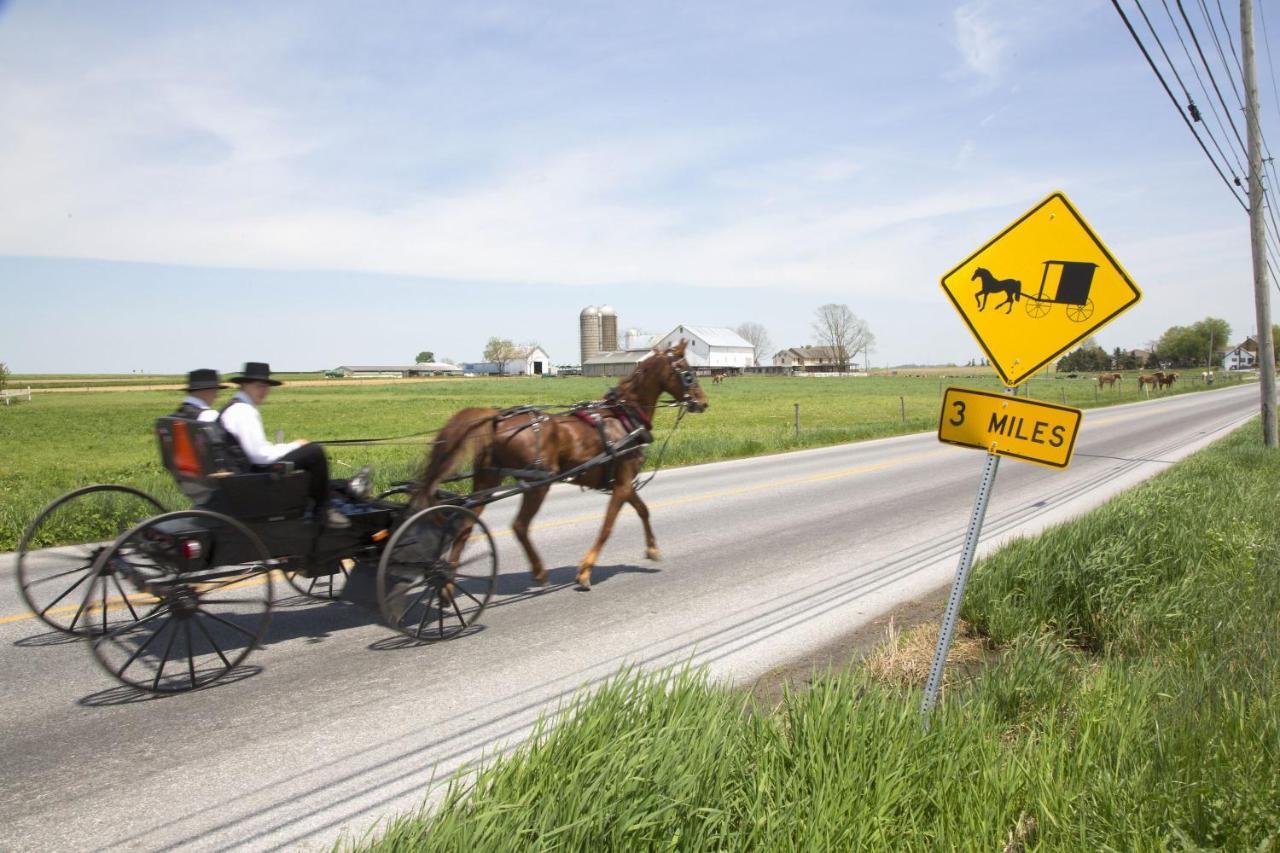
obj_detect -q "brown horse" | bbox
[1157,371,1178,388]
[1138,371,1164,391]
[1097,372,1122,389]
[413,340,709,590]
[711,371,726,385]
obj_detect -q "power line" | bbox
[1175,0,1248,153]
[1258,0,1280,120]
[1198,0,1246,110]
[1114,0,1248,208]
[1158,0,1249,177]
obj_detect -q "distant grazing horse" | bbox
[711,371,726,385]
[1138,372,1164,391]
[1097,372,1122,389]
[414,340,709,590]
[1157,371,1178,389]
[972,267,1022,314]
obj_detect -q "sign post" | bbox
[922,191,1141,724]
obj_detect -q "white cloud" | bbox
[953,2,1008,79]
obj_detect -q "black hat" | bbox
[230,362,283,386]
[185,369,228,392]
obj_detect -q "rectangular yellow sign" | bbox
[938,387,1082,469]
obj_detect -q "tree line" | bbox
[1057,318,1280,373]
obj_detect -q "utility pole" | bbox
[1242,0,1278,447]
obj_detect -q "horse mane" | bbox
[611,350,665,403]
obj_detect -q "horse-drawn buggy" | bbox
[15,342,707,695]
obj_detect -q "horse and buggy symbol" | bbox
[14,344,705,696]
[972,260,1098,323]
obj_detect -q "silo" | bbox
[624,328,640,350]
[599,305,618,352]
[580,306,601,366]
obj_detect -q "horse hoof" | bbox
[646,547,662,562]
[575,571,592,591]
[531,573,548,586]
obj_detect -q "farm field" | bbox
[0,370,1251,551]
[361,421,1280,851]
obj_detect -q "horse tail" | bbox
[412,408,499,509]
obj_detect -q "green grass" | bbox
[0,371,1251,551]
[353,423,1279,851]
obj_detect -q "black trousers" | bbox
[279,443,329,507]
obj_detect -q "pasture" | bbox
[0,370,1249,551]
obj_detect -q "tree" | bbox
[483,337,518,374]
[1058,344,1110,373]
[415,351,435,364]
[735,322,772,366]
[0,362,8,392]
[811,304,873,373]
[1155,317,1231,367]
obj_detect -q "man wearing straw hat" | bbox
[171,368,226,421]
[219,362,349,529]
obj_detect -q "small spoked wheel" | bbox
[377,505,497,642]
[1065,298,1095,323]
[17,485,165,636]
[1025,300,1052,319]
[285,561,352,601]
[88,510,273,695]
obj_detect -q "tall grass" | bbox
[355,424,1279,851]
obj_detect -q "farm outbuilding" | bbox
[465,346,555,376]
[582,350,650,377]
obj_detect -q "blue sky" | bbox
[0,0,1275,372]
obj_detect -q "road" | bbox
[0,383,1260,851]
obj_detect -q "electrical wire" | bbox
[1175,0,1247,153]
[1114,0,1248,208]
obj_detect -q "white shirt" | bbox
[218,391,302,464]
[182,396,220,423]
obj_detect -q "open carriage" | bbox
[15,416,500,695]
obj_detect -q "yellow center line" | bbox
[0,447,943,627]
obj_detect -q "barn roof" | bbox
[665,325,752,348]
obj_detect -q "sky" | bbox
[1,0,1277,373]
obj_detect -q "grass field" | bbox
[355,422,1280,851]
[0,370,1251,551]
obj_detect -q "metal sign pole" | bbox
[920,448,1001,724]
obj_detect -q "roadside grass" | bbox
[353,423,1278,851]
[0,371,1250,550]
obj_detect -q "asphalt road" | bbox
[0,383,1261,851]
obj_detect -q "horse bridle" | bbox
[667,351,700,404]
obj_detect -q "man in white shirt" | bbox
[219,362,349,529]
[172,369,225,421]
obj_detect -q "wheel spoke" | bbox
[193,614,231,668]
[184,622,197,690]
[25,563,95,584]
[100,576,109,633]
[451,595,467,626]
[37,569,94,616]
[201,610,263,641]
[67,578,97,631]
[152,618,180,690]
[458,586,485,609]
[110,574,141,621]
[413,587,437,639]
[437,595,445,638]
[114,616,171,677]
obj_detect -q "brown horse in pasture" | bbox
[413,340,709,590]
[711,371,726,385]
[1157,371,1178,388]
[1097,372,1122,389]
[1138,371,1167,391]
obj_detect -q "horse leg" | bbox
[626,490,660,561]
[994,292,1013,313]
[576,485,629,591]
[512,485,550,584]
[975,290,987,311]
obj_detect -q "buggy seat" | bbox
[155,417,310,522]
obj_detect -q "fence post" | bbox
[1061,387,1067,405]
[794,403,800,437]
[900,396,906,424]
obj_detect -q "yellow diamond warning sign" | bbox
[938,387,1082,469]
[941,192,1142,387]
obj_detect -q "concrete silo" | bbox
[598,305,618,352]
[579,305,601,366]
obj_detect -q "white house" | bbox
[771,346,846,371]
[1222,338,1258,371]
[654,325,754,373]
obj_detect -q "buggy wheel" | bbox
[1024,299,1051,319]
[285,561,352,601]
[88,510,272,695]
[1066,298,1095,322]
[377,505,497,642]
[17,485,165,637]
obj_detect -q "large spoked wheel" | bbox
[1025,299,1052,319]
[377,505,497,642]
[88,510,273,695]
[285,561,352,601]
[17,484,165,636]
[1065,298,1095,323]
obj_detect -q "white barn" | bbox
[465,346,555,376]
[654,325,754,373]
